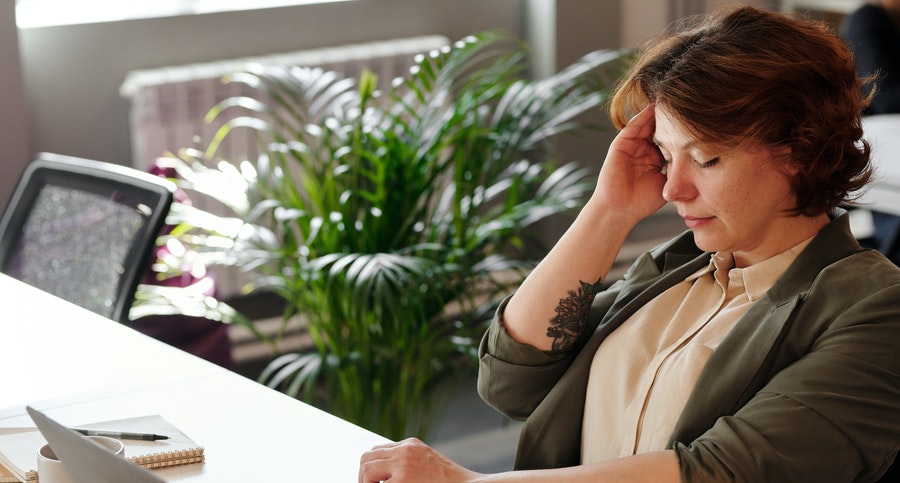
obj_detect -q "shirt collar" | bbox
[683,236,816,302]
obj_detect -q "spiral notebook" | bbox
[0,413,203,482]
[24,406,164,483]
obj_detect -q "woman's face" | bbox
[653,106,807,267]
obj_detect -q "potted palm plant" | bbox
[135,31,629,441]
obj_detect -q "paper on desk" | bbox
[0,428,41,481]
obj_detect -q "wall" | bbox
[553,0,622,168]
[2,0,631,252]
[623,0,777,47]
[7,0,710,188]
[0,1,30,212]
[15,0,528,169]
[622,0,672,47]
[7,0,780,210]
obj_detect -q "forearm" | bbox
[502,105,665,352]
[502,196,638,352]
[474,451,681,483]
[359,440,681,483]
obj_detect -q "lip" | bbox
[682,215,714,229]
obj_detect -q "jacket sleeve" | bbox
[674,263,900,482]
[477,284,624,421]
[476,231,701,423]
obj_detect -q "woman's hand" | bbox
[359,440,682,483]
[590,104,667,223]
[359,438,483,483]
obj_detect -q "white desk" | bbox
[0,273,389,481]
[859,114,900,216]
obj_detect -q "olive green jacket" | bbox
[477,211,900,482]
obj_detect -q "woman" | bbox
[359,6,900,482]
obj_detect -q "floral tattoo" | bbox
[546,278,603,353]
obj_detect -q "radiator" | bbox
[120,35,450,298]
[120,35,451,171]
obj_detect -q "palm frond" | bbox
[140,32,630,440]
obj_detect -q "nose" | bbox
[661,159,697,202]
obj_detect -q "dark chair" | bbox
[0,153,175,323]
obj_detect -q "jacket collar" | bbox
[513,209,863,469]
[669,208,863,444]
[765,208,862,304]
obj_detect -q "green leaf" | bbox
[142,32,630,441]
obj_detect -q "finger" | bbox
[363,438,417,460]
[359,448,393,483]
[359,458,391,483]
[628,103,654,122]
[358,439,421,482]
[624,104,656,136]
[359,446,387,483]
[368,441,401,452]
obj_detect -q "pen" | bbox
[72,428,169,441]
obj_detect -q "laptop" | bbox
[26,406,164,483]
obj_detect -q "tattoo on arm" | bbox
[546,278,603,353]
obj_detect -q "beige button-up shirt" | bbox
[581,240,811,463]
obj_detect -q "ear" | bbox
[771,145,798,176]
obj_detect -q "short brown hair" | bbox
[609,5,873,216]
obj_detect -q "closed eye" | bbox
[698,157,720,168]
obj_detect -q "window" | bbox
[16,0,356,28]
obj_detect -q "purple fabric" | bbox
[132,159,235,370]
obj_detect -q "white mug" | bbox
[37,436,125,483]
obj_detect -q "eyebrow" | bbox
[652,137,702,152]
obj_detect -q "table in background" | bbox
[0,273,389,481]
